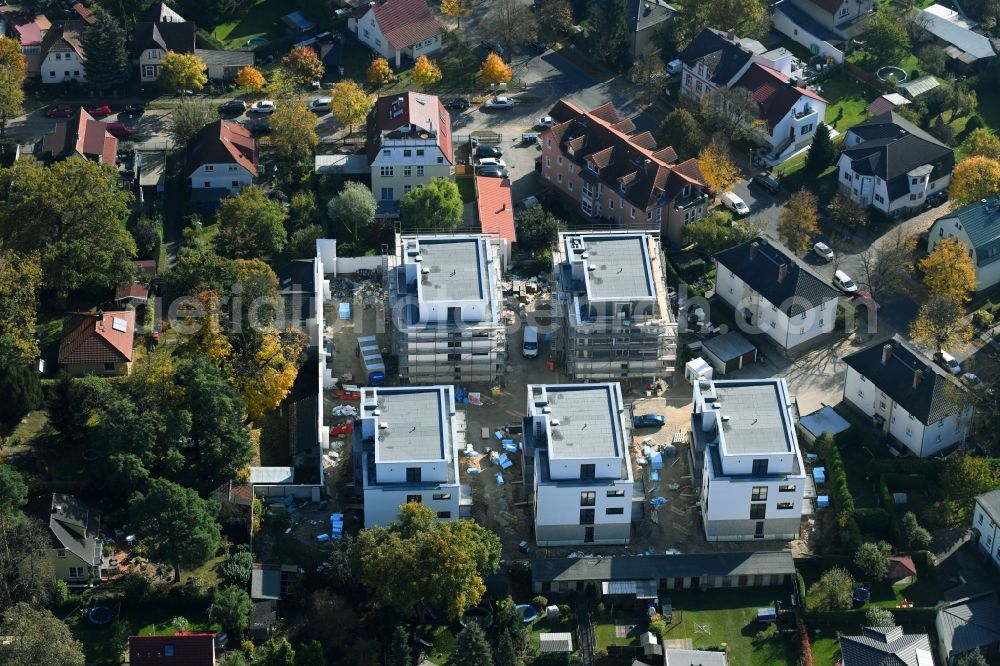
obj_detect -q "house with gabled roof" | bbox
[626,0,675,61]
[35,108,117,165]
[928,196,1000,292]
[26,493,104,586]
[0,4,52,76]
[349,0,443,68]
[842,335,972,457]
[839,626,934,666]
[917,4,996,69]
[39,20,86,84]
[58,310,136,376]
[128,632,217,666]
[131,13,196,83]
[935,593,1000,664]
[973,489,1000,571]
[539,99,710,246]
[677,28,759,102]
[837,111,954,217]
[185,120,257,204]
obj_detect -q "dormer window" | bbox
[682,184,691,197]
[587,162,599,174]
[619,182,626,193]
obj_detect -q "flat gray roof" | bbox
[546,385,620,459]
[418,238,484,302]
[715,383,792,455]
[531,551,796,583]
[703,331,755,362]
[583,235,654,300]
[376,390,445,462]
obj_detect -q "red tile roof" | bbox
[888,556,917,579]
[734,64,828,130]
[185,120,258,177]
[58,310,135,365]
[476,176,516,243]
[115,281,150,302]
[129,633,216,666]
[40,21,85,61]
[366,0,443,50]
[38,108,118,165]
[366,92,451,166]
[73,3,97,24]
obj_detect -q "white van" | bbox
[935,350,961,375]
[720,192,750,216]
[834,270,858,293]
[522,326,539,358]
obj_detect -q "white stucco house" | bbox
[973,490,1000,573]
[713,237,841,353]
[349,0,443,68]
[39,21,86,84]
[842,335,973,457]
[185,120,258,204]
[928,196,1000,292]
[837,111,955,217]
[677,28,758,102]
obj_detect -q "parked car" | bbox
[752,172,780,194]
[666,59,683,76]
[250,100,276,114]
[961,372,982,388]
[47,104,73,118]
[309,97,331,112]
[245,37,269,48]
[833,269,858,294]
[720,191,750,216]
[483,96,514,110]
[538,115,556,128]
[632,414,666,429]
[105,122,134,138]
[87,103,112,118]
[926,190,947,208]
[446,97,470,110]
[478,166,509,178]
[218,99,247,115]
[121,103,145,117]
[813,241,834,262]
[475,145,503,159]
[934,350,961,375]
[330,422,354,436]
[477,157,507,169]
[480,39,504,59]
[238,117,271,136]
[525,40,546,55]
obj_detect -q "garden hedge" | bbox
[853,508,891,534]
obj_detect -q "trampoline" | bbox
[515,604,538,623]
[852,587,871,606]
[460,606,493,628]
[87,606,113,625]
[876,67,907,85]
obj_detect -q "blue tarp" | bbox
[338,303,351,320]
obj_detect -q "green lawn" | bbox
[812,637,841,665]
[415,624,460,665]
[209,0,287,48]
[821,73,878,134]
[529,615,578,652]
[869,577,945,609]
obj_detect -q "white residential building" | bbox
[551,231,676,382]
[713,237,841,353]
[523,383,635,546]
[387,234,506,384]
[349,0,443,68]
[928,196,1000,292]
[185,120,258,203]
[842,336,973,457]
[677,28,758,102]
[352,385,466,527]
[39,21,86,84]
[692,378,806,541]
[973,490,1000,572]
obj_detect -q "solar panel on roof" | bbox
[111,317,128,332]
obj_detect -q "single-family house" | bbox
[132,18,196,83]
[26,493,104,586]
[58,310,136,376]
[626,0,675,61]
[781,0,872,39]
[973,489,1000,572]
[842,335,973,457]
[35,108,117,165]
[194,48,254,82]
[713,237,841,352]
[928,196,1000,291]
[936,593,1000,664]
[733,63,828,164]
[128,633,217,666]
[349,0,443,68]
[142,2,186,23]
[677,28,757,102]
[185,120,258,204]
[0,5,51,75]
[917,4,996,69]
[366,92,452,216]
[39,21,86,84]
[772,0,849,64]
[837,111,954,217]
[539,99,711,246]
[839,626,933,666]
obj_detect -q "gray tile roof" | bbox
[933,196,1000,267]
[937,593,1000,658]
[25,493,101,566]
[842,335,965,425]
[713,236,840,316]
[839,626,932,666]
[627,0,675,33]
[677,28,753,87]
[531,551,795,583]
[977,489,1000,527]
[194,48,255,67]
[665,648,729,666]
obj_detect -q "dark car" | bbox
[46,104,74,118]
[926,190,947,208]
[480,39,505,59]
[239,117,271,136]
[478,166,509,178]
[632,414,666,429]
[446,97,470,110]
[218,100,247,115]
[476,145,503,159]
[752,172,780,194]
[121,104,145,117]
[524,40,546,55]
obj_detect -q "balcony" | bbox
[792,105,818,122]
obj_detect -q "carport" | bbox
[702,331,757,375]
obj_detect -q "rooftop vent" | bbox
[550,419,560,427]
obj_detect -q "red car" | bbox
[105,122,134,138]
[47,104,73,118]
[330,422,354,437]
[87,103,112,118]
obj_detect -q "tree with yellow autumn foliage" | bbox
[159,51,207,92]
[920,236,977,303]
[235,65,265,92]
[697,138,739,194]
[910,293,973,352]
[778,190,821,254]
[367,57,394,87]
[412,55,443,87]
[441,0,474,27]
[330,80,375,134]
[478,52,512,85]
[226,328,309,420]
[950,155,1000,205]
[180,291,233,364]
[281,46,325,88]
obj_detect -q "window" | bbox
[980,514,985,525]
[568,181,573,191]
[404,149,412,157]
[406,467,422,483]
[647,210,653,220]
[910,194,918,201]
[73,70,79,76]
[839,6,849,16]
[437,157,444,164]
[164,645,175,657]
[777,502,794,510]
[382,149,391,157]
[432,493,451,500]
[103,362,116,373]
[580,491,596,506]
[144,65,155,77]
[406,495,422,504]
[750,503,766,519]
[416,149,425,156]
[858,389,865,399]
[751,486,768,501]
[844,172,852,181]
[581,464,596,480]
[380,166,393,177]
[880,401,886,409]
[607,489,625,497]
[779,484,796,492]
[404,166,412,177]
[57,549,66,559]
[380,187,394,201]
[558,156,563,165]
[69,567,84,579]
[751,459,768,475]
[609,200,614,209]
[204,165,214,172]
[800,124,813,135]
[546,138,552,148]
[557,173,562,183]
[437,511,451,518]
[630,207,635,219]
[606,507,625,515]
[911,177,919,185]
[875,194,885,204]
[231,181,239,188]
[363,28,369,37]
[416,165,424,176]
[545,158,551,168]
[579,509,595,525]
[375,38,382,47]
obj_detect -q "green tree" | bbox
[806,567,856,611]
[909,293,974,352]
[940,455,1000,525]
[269,100,319,164]
[516,205,561,253]
[778,189,820,253]
[674,0,770,47]
[684,211,758,258]
[255,637,296,666]
[327,181,377,242]
[215,186,288,259]
[452,623,493,666]
[956,649,990,666]
[288,190,319,232]
[829,192,869,230]
[287,225,324,259]
[865,9,910,65]
[294,641,325,666]
[854,541,892,581]
[0,250,42,362]
[0,360,42,427]
[0,602,84,666]
[129,477,221,579]
[656,109,705,161]
[82,8,130,91]
[0,514,53,612]
[0,158,134,295]
[353,503,501,620]
[399,178,463,230]
[962,128,1000,160]
[0,465,27,516]
[168,100,216,149]
[306,590,358,650]
[386,625,412,666]
[538,0,574,38]
[221,546,254,588]
[0,37,25,139]
[805,123,836,177]
[209,585,253,637]
[865,606,896,627]
[494,630,521,666]
[900,512,933,550]
[329,80,374,134]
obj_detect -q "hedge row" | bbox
[878,475,900,542]
[882,473,929,491]
[195,28,226,51]
[865,458,945,478]
[854,507,891,534]
[803,606,938,628]
[817,436,855,516]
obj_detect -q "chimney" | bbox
[750,241,760,259]
[727,29,736,41]
[913,369,922,389]
[777,263,788,282]
[881,343,892,365]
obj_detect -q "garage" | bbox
[702,331,757,375]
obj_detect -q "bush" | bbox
[648,619,667,638]
[854,508,891,534]
[558,604,571,617]
[806,567,856,611]
[795,572,808,608]
[221,547,253,588]
[901,512,933,550]
[883,473,928,491]
[532,596,548,611]
[124,574,151,603]
[973,308,994,329]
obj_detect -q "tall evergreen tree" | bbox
[452,624,493,666]
[386,626,412,666]
[805,123,836,177]
[82,9,130,91]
